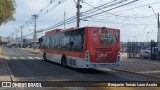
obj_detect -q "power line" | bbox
[22,0,140,37]
[35,0,135,32]
[36,0,57,15]
[81,0,141,20]
[80,0,130,18]
[83,0,155,18]
[38,0,67,17]
[17,0,130,36]
[87,17,156,26]
[8,0,66,39]
[112,1,160,13]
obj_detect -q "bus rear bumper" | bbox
[85,63,120,68]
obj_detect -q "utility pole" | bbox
[76,0,82,27]
[133,36,136,42]
[157,13,160,52]
[16,31,18,47]
[64,9,66,30]
[32,14,38,50]
[12,33,13,45]
[21,26,23,48]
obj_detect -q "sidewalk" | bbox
[20,48,40,54]
[0,47,12,81]
[115,53,160,79]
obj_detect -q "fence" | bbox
[121,42,150,58]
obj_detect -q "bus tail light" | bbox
[86,55,89,59]
[117,52,120,62]
[85,50,90,64]
[118,52,120,59]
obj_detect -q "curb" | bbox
[29,51,40,54]
[0,47,14,82]
[113,68,160,80]
[4,57,15,81]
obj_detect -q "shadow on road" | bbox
[45,60,108,74]
[7,59,108,77]
[6,59,154,81]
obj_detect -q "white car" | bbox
[140,47,158,58]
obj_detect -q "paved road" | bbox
[1,47,158,82]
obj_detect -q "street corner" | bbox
[114,57,160,80]
[0,59,12,81]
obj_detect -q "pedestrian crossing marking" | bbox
[4,56,10,60]
[28,57,34,59]
[12,57,18,59]
[4,56,42,60]
[35,57,42,59]
[19,57,25,59]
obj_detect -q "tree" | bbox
[0,0,16,25]
[0,36,3,45]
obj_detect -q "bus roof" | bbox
[44,26,120,36]
[45,29,62,36]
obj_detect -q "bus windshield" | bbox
[100,28,119,45]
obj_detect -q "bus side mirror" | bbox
[39,38,43,43]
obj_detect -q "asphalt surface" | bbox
[1,46,158,82]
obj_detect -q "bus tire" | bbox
[61,55,67,67]
[43,52,47,61]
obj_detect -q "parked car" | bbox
[6,44,12,48]
[140,47,158,58]
[22,44,26,48]
[8,45,12,48]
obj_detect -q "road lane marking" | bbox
[4,56,10,60]
[12,57,18,59]
[35,57,42,59]
[138,70,160,74]
[27,57,34,59]
[19,57,25,59]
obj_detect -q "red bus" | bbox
[39,26,120,68]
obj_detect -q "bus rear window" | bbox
[100,28,119,45]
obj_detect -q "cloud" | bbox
[0,0,160,42]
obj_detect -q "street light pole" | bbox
[64,9,66,30]
[21,26,23,48]
[157,13,160,51]
[149,6,160,51]
[148,6,157,18]
[16,30,18,47]
[147,32,149,42]
[12,33,13,45]
[133,36,136,42]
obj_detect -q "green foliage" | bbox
[0,0,16,25]
[0,38,3,45]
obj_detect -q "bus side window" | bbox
[54,38,57,48]
[80,33,84,50]
[46,36,50,49]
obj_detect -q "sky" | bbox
[0,0,160,42]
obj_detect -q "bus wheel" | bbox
[43,53,47,61]
[61,56,67,67]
